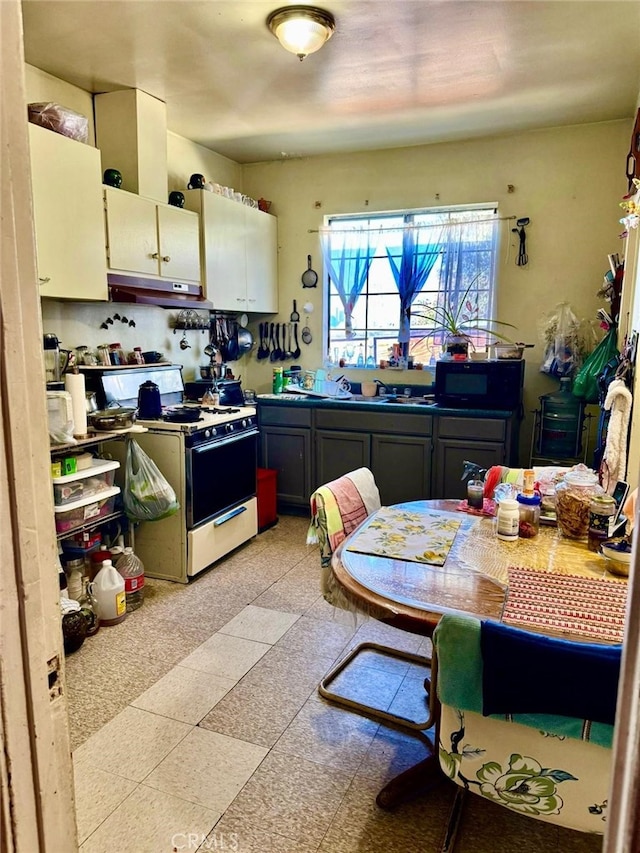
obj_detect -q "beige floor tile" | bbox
[73,706,191,782]
[219,605,300,644]
[179,632,272,680]
[273,693,379,773]
[223,751,352,846]
[202,815,319,852]
[329,661,405,709]
[275,614,355,658]
[73,756,137,844]
[80,784,217,853]
[318,773,456,853]
[386,673,432,725]
[132,664,236,724]
[349,620,425,654]
[241,644,340,696]
[199,681,311,748]
[144,727,267,812]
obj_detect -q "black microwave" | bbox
[435,359,525,409]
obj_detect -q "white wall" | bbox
[242,120,630,464]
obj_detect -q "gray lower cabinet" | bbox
[371,433,432,504]
[315,429,370,489]
[432,415,515,500]
[259,402,518,509]
[313,409,433,506]
[259,406,312,508]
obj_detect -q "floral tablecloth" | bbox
[345,506,462,566]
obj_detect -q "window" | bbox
[322,206,500,368]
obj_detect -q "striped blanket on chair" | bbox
[307,467,381,569]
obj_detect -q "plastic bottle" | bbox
[496,499,520,541]
[115,547,145,611]
[92,560,127,625]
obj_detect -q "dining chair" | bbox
[432,613,618,851]
[308,467,433,731]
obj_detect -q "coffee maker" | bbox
[43,333,70,389]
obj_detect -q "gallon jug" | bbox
[137,380,162,419]
[91,560,127,625]
[115,547,145,612]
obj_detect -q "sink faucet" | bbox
[373,379,388,397]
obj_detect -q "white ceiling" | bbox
[21,0,640,164]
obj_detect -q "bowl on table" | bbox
[600,538,632,576]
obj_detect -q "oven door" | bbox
[186,430,258,529]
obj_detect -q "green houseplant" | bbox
[413,278,515,357]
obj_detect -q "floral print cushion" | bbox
[439,703,611,834]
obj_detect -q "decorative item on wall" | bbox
[100,312,135,329]
[103,168,122,188]
[511,217,530,266]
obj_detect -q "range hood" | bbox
[108,274,212,309]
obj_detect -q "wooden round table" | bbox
[331,499,622,638]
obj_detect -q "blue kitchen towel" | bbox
[481,620,622,725]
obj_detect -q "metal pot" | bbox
[237,326,253,354]
[89,407,137,431]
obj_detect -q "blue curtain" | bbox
[386,227,442,343]
[320,228,377,337]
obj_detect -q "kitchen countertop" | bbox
[257,393,518,418]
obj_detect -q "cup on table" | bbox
[467,480,484,510]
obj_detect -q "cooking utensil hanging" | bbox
[301,316,313,344]
[269,323,279,362]
[290,300,300,322]
[302,255,318,288]
[511,217,530,267]
[292,323,301,359]
[257,323,268,359]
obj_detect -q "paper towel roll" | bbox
[65,372,87,437]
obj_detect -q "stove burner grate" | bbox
[202,407,241,414]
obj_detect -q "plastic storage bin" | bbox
[257,468,278,532]
[52,458,120,506]
[54,486,120,534]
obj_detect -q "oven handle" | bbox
[213,505,247,527]
[192,428,259,453]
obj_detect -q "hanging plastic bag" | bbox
[538,302,582,378]
[124,439,179,521]
[572,327,620,403]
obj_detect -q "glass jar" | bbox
[588,494,617,552]
[555,469,601,539]
[517,493,541,538]
[467,479,484,510]
[77,577,100,635]
[496,498,520,541]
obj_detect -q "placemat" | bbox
[345,506,462,566]
[503,566,628,643]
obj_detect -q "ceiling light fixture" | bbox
[267,5,335,61]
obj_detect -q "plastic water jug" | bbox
[91,560,127,625]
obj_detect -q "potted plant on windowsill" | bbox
[413,278,516,358]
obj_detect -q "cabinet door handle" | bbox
[162,255,171,263]
[236,297,244,302]
[38,276,51,284]
[213,505,247,527]
[247,298,256,303]
[151,252,160,259]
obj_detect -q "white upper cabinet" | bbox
[104,187,201,283]
[184,190,278,313]
[29,124,108,301]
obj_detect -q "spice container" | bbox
[517,493,541,538]
[496,499,520,541]
[272,367,283,394]
[588,494,617,552]
[555,469,601,539]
